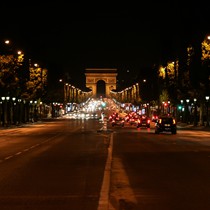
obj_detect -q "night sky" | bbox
[1,4,209,89]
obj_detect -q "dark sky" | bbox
[1,4,209,88]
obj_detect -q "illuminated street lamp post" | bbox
[12,97,16,124]
[205,96,209,126]
[0,100,2,126]
[1,97,6,126]
[193,98,197,126]
[6,96,10,126]
[34,100,38,121]
[180,99,184,122]
[17,99,22,124]
[1,96,10,126]
[162,101,165,114]
[39,101,43,120]
[186,99,190,124]
[30,100,33,122]
[168,100,170,114]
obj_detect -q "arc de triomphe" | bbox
[85,68,118,98]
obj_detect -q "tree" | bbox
[0,54,20,97]
[26,64,48,100]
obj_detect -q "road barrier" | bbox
[103,117,107,131]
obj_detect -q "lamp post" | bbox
[17,99,22,124]
[0,100,2,126]
[1,97,6,126]
[168,100,170,114]
[180,100,184,122]
[39,101,43,120]
[1,96,10,126]
[6,96,10,126]
[186,99,190,124]
[193,98,197,126]
[12,97,16,125]
[205,96,209,126]
[162,101,165,114]
[30,100,33,122]
[34,101,37,121]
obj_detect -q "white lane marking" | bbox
[0,135,58,163]
[108,157,138,210]
[98,133,113,210]
[23,148,29,152]
[0,126,82,164]
[29,144,39,149]
[4,155,13,160]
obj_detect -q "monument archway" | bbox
[96,80,106,98]
[85,68,117,98]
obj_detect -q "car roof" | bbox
[159,115,174,118]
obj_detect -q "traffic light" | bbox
[178,105,182,110]
[101,102,106,107]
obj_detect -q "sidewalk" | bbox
[177,122,210,131]
[0,121,43,130]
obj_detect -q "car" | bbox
[155,115,177,134]
[90,112,99,119]
[108,112,118,122]
[110,116,125,127]
[151,114,159,122]
[77,111,90,119]
[136,115,151,128]
[128,115,140,125]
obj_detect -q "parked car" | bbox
[155,115,177,134]
[136,115,151,128]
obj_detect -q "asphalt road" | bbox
[0,118,108,210]
[109,124,210,210]
[0,118,210,210]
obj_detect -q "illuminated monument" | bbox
[85,68,117,98]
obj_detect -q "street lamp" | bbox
[179,100,184,122]
[30,100,33,122]
[1,97,6,126]
[168,100,170,114]
[205,96,209,126]
[186,99,190,124]
[34,101,38,121]
[12,97,16,124]
[16,99,22,124]
[5,40,10,44]
[162,101,165,114]
[193,98,197,126]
